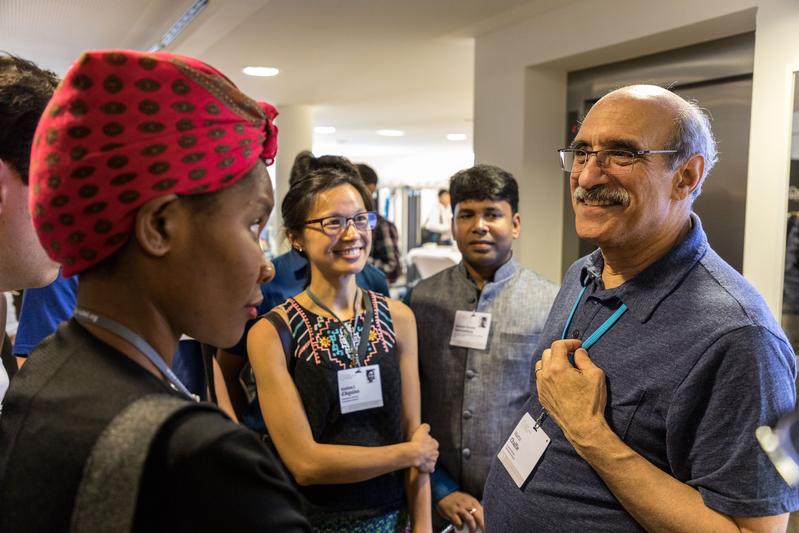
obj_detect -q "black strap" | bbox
[70,394,223,533]
[200,342,217,404]
[263,311,296,376]
[258,311,297,449]
[1,333,16,380]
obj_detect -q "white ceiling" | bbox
[1,0,572,185]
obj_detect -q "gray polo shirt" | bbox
[483,215,799,532]
[410,259,558,500]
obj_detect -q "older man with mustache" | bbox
[482,85,798,532]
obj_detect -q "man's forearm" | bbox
[570,421,742,533]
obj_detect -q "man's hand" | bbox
[436,491,483,532]
[535,339,609,447]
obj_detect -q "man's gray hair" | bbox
[666,101,718,200]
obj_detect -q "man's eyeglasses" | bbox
[557,148,678,175]
[305,211,378,236]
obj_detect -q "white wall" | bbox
[311,141,474,189]
[744,1,799,316]
[474,0,799,315]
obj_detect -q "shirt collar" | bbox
[458,255,519,288]
[580,213,707,323]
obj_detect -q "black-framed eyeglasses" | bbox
[557,148,678,175]
[305,211,378,236]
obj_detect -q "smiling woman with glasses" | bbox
[246,167,436,532]
[305,211,378,235]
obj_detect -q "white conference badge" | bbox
[449,310,492,350]
[337,364,384,414]
[497,412,550,488]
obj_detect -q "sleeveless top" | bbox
[278,290,405,522]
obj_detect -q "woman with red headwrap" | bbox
[0,50,309,532]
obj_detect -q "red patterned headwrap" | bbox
[29,49,279,276]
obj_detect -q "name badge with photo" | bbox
[337,364,384,414]
[449,310,492,350]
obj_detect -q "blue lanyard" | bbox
[75,307,198,401]
[561,284,628,350]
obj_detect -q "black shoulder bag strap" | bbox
[69,393,222,533]
[263,310,296,376]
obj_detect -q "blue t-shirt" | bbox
[13,274,78,356]
[483,214,799,531]
[224,249,390,433]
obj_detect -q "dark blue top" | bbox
[13,273,78,356]
[224,249,389,433]
[483,214,799,532]
[278,291,404,522]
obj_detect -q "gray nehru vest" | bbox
[409,259,558,499]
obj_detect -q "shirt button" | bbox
[465,369,476,379]
[462,448,472,459]
[572,329,580,338]
[467,296,476,304]
[463,409,473,419]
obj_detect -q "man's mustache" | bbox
[573,185,631,207]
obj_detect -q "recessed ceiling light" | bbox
[314,126,336,134]
[376,129,404,137]
[447,133,467,141]
[242,66,279,77]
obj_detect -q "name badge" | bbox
[337,364,384,414]
[497,412,550,488]
[449,310,491,350]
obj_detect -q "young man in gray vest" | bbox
[408,164,558,531]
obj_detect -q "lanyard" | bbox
[307,288,373,367]
[532,282,628,429]
[561,284,628,350]
[74,307,198,401]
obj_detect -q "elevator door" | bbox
[677,79,752,272]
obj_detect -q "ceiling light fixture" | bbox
[447,133,467,141]
[377,129,404,137]
[314,126,336,134]
[147,0,209,52]
[242,66,280,77]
